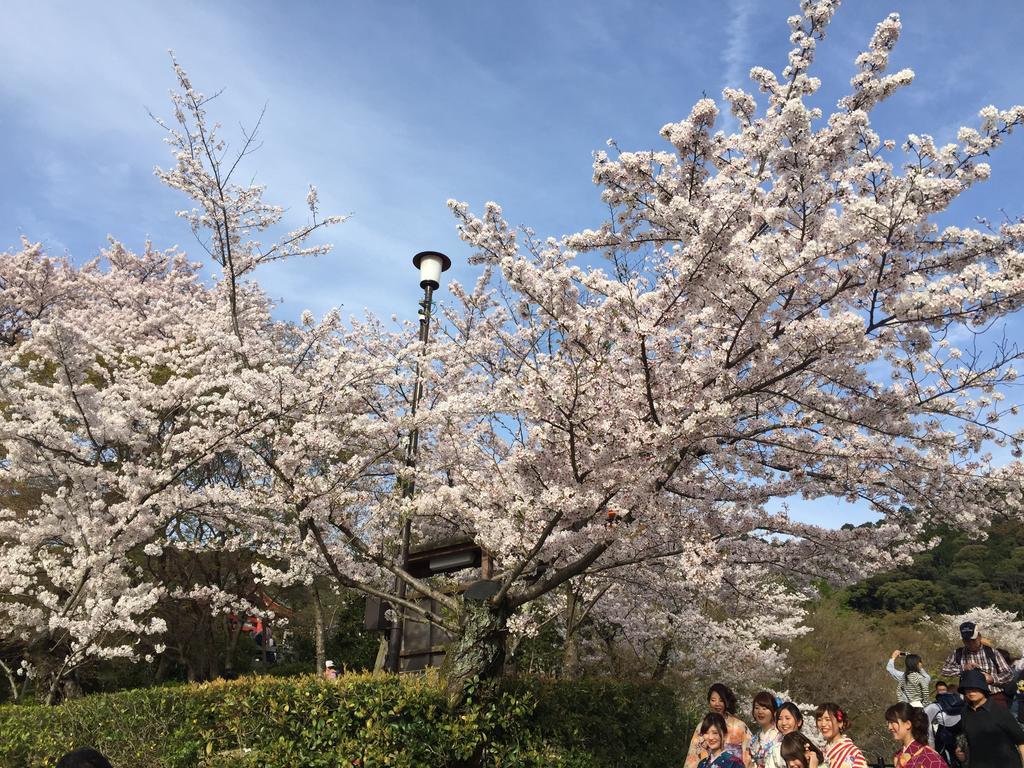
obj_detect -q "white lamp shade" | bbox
[412,251,452,289]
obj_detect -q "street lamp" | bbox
[385,250,451,673]
[413,250,451,290]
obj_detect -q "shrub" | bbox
[0,673,689,768]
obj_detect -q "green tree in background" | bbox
[844,518,1024,616]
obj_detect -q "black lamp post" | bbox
[385,250,451,673]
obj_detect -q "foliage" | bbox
[844,519,1024,615]
[780,596,952,760]
[503,676,697,768]
[0,673,689,768]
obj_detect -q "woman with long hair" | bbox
[887,650,931,706]
[685,683,752,768]
[884,702,947,767]
[779,732,824,768]
[815,702,867,768]
[749,692,782,768]
[766,702,805,768]
[696,712,747,768]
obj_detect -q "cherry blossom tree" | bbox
[0,62,345,701]
[0,241,228,701]
[198,0,1024,701]
[401,0,1024,694]
[223,0,1024,701]
[932,606,1024,656]
[5,0,1024,707]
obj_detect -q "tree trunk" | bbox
[204,617,221,680]
[561,583,581,679]
[223,614,243,673]
[154,652,173,683]
[261,618,269,667]
[44,667,65,706]
[373,634,388,673]
[18,669,30,703]
[312,585,326,675]
[651,639,673,681]
[0,659,20,703]
[61,674,82,701]
[440,591,508,707]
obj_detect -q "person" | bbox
[888,651,937,708]
[323,659,338,680]
[888,649,931,706]
[766,702,806,768]
[884,702,947,767]
[56,748,114,768]
[924,682,963,765]
[997,649,1023,721]
[685,683,751,768]
[958,668,1024,767]
[940,621,1014,707]
[779,732,823,768]
[815,703,867,768]
[749,691,781,768]
[696,712,747,768]
[935,681,948,695]
[1014,656,1024,722]
[953,734,969,766]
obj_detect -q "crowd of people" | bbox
[684,622,1024,768]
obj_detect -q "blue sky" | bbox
[3,0,1023,527]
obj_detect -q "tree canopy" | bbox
[3,0,1024,702]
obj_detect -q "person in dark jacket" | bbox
[55,747,113,768]
[959,668,1024,767]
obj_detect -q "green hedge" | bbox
[0,673,691,768]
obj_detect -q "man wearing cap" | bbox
[323,660,338,680]
[958,668,1024,767]
[941,621,1014,707]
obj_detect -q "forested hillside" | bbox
[844,518,1024,616]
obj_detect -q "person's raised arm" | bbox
[887,652,903,681]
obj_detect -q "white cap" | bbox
[325,660,335,669]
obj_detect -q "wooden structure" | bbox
[364,536,491,672]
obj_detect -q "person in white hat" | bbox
[941,622,1014,707]
[323,660,337,680]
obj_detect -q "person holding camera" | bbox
[887,649,931,707]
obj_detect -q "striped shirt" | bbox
[825,736,868,768]
[887,658,932,704]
